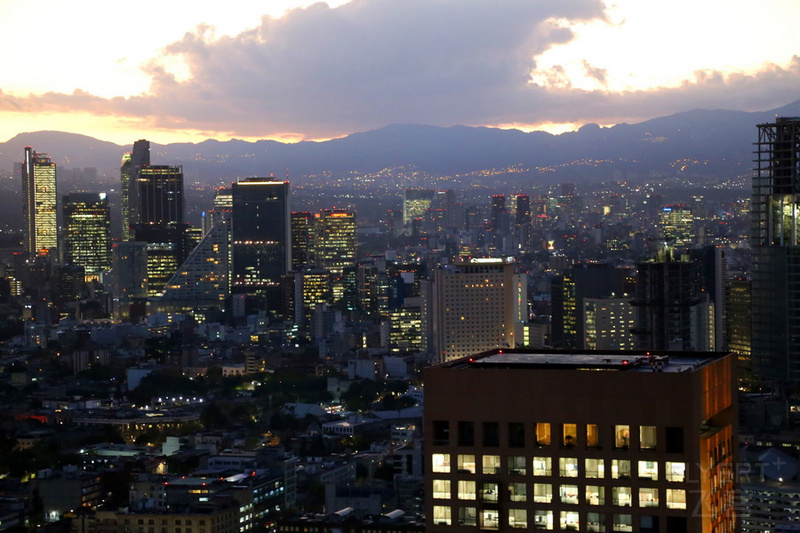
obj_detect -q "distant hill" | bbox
[2,100,799,184]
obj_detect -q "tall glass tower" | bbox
[752,117,800,392]
[62,193,111,281]
[231,178,290,312]
[21,147,58,255]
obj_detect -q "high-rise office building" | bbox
[290,211,314,271]
[121,139,151,241]
[633,253,712,351]
[22,147,58,255]
[132,165,186,297]
[726,277,752,389]
[311,209,357,300]
[403,189,436,226]
[136,165,184,227]
[551,263,631,350]
[431,258,526,363]
[424,349,737,533]
[158,218,230,311]
[62,193,112,281]
[514,194,531,227]
[231,178,290,312]
[110,241,148,318]
[752,117,800,392]
[583,297,636,350]
[659,205,694,248]
[490,195,507,233]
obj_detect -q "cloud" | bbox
[3,0,800,139]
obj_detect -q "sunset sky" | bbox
[1,0,799,144]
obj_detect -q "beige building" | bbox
[432,258,526,363]
[424,349,737,533]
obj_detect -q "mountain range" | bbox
[2,100,799,185]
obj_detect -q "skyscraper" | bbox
[133,165,186,296]
[659,204,694,248]
[231,178,291,312]
[62,193,112,281]
[121,139,150,241]
[431,258,526,363]
[290,211,314,270]
[120,139,150,241]
[751,117,800,391]
[403,189,436,226]
[311,209,357,301]
[514,194,531,227]
[21,147,58,255]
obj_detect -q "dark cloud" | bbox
[3,0,800,138]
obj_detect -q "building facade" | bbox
[431,258,526,363]
[62,193,112,281]
[424,349,737,533]
[22,147,58,255]
[751,117,800,392]
[231,178,291,313]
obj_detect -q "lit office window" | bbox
[457,454,476,474]
[666,489,687,509]
[432,453,450,473]
[457,480,476,500]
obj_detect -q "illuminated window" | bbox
[615,425,630,449]
[560,511,580,531]
[533,456,552,476]
[508,482,527,502]
[433,506,451,525]
[666,462,686,482]
[535,423,551,446]
[481,510,500,530]
[586,424,600,448]
[638,460,658,480]
[482,455,501,475]
[586,485,605,505]
[508,456,526,475]
[639,488,659,508]
[612,487,632,507]
[481,482,499,503]
[533,483,552,503]
[666,489,687,509]
[457,454,476,474]
[458,480,476,500]
[611,459,631,479]
[534,510,553,530]
[562,423,577,447]
[560,484,579,504]
[559,457,579,477]
[432,454,450,473]
[508,509,527,529]
[458,507,476,527]
[585,458,604,478]
[433,479,451,499]
[640,426,657,450]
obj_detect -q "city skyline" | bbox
[0,0,798,145]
